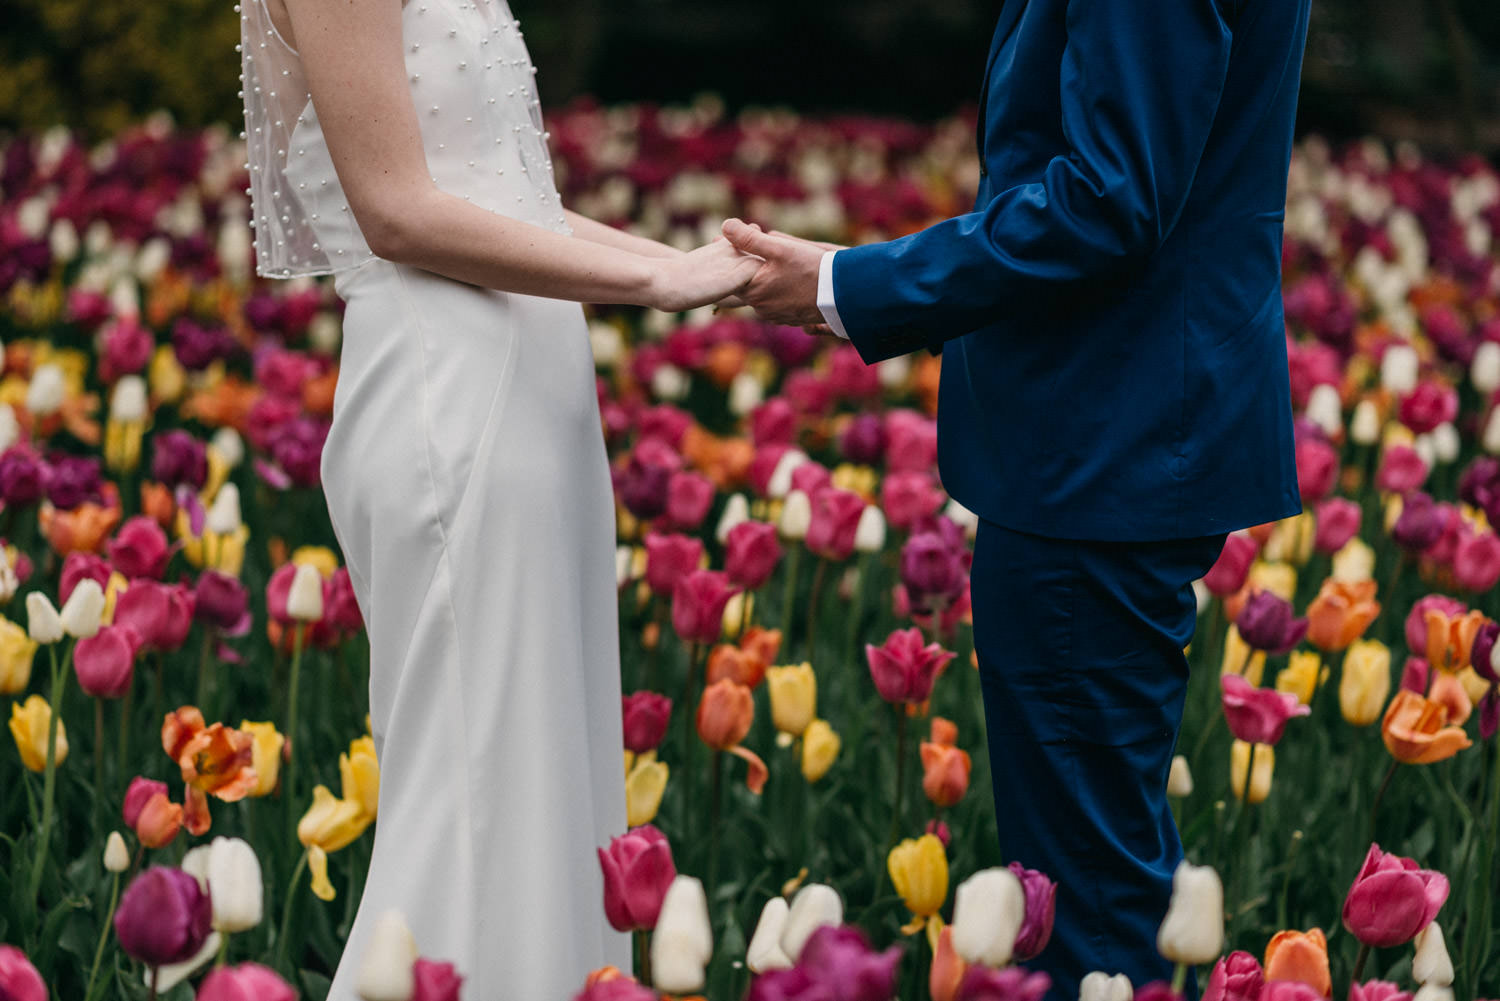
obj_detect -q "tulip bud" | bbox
[1381,344,1419,394]
[1156,861,1224,965]
[110,376,149,423]
[1305,384,1343,437]
[104,830,130,873]
[1412,922,1453,986]
[25,592,63,644]
[716,493,750,544]
[779,883,843,962]
[746,896,793,973]
[1079,972,1133,1001]
[206,483,243,536]
[207,836,264,933]
[950,867,1026,967]
[1167,755,1193,798]
[287,563,324,622]
[26,364,66,417]
[356,910,418,1001]
[1472,342,1500,394]
[854,506,886,553]
[767,450,808,500]
[1351,400,1382,446]
[650,875,712,994]
[779,490,812,541]
[60,578,106,639]
[729,372,764,417]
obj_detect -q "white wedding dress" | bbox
[237,0,633,996]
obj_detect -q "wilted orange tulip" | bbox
[1382,688,1473,764]
[697,678,754,750]
[1304,579,1380,651]
[1427,670,1473,727]
[162,706,207,761]
[1263,927,1331,996]
[183,785,212,837]
[1424,606,1486,673]
[178,723,257,802]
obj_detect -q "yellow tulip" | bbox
[0,616,39,694]
[1275,651,1325,706]
[888,833,949,931]
[1229,740,1274,804]
[104,418,145,473]
[766,663,818,738]
[297,784,370,855]
[1332,538,1376,583]
[625,750,669,827]
[239,720,285,797]
[722,592,754,640]
[149,345,186,405]
[801,719,841,783]
[202,449,232,508]
[1249,561,1297,602]
[306,844,335,902]
[10,694,67,772]
[1264,513,1315,567]
[292,546,340,579]
[1340,640,1392,727]
[1383,494,1403,534]
[340,735,380,820]
[176,508,249,576]
[1221,625,1266,687]
[102,571,129,625]
[831,464,879,498]
[1458,666,1490,707]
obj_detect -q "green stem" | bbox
[216,931,231,968]
[1350,941,1372,984]
[196,625,215,715]
[1368,759,1399,848]
[148,966,159,1001]
[738,587,753,641]
[1277,830,1304,931]
[709,749,722,904]
[83,871,121,1001]
[93,697,105,836]
[26,642,67,905]
[1171,962,1188,994]
[779,543,803,650]
[804,557,828,661]
[275,850,310,973]
[887,708,908,848]
[635,927,653,988]
[116,682,133,798]
[847,554,870,669]
[285,622,305,849]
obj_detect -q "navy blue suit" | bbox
[831,0,1309,994]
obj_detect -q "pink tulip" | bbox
[1295,436,1339,502]
[1375,445,1428,495]
[1348,982,1414,1001]
[884,409,938,472]
[866,628,956,704]
[1220,674,1310,746]
[1202,533,1257,596]
[572,978,658,1001]
[114,866,212,967]
[670,569,739,646]
[73,624,139,698]
[1405,595,1468,657]
[0,945,46,1001]
[621,692,672,754]
[1007,861,1056,962]
[747,443,794,498]
[60,551,112,604]
[1313,498,1361,554]
[665,471,715,531]
[412,958,464,1001]
[265,562,298,624]
[113,579,194,652]
[1341,843,1449,948]
[644,532,705,597]
[1401,657,1431,695]
[636,405,692,450]
[1131,985,1185,1001]
[1201,951,1263,1001]
[1454,529,1500,593]
[323,566,363,634]
[952,966,1052,1001]
[123,776,170,828]
[750,398,798,446]
[1259,983,1323,1001]
[790,461,833,499]
[597,825,676,931]
[196,963,297,1001]
[724,521,783,591]
[194,570,250,631]
[1398,382,1458,434]
[925,818,952,848]
[882,471,945,532]
[106,516,170,579]
[805,487,866,562]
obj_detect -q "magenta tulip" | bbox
[866,628,956,704]
[1454,529,1500,592]
[670,569,739,646]
[805,487,866,562]
[113,579,194,652]
[323,566,363,634]
[1391,493,1444,552]
[1220,674,1310,746]
[621,692,672,754]
[1007,861,1056,962]
[196,963,297,1001]
[123,776,170,828]
[1131,985,1185,1001]
[881,471,945,532]
[645,532,705,597]
[73,624,139,698]
[1202,533,1257,596]
[1375,445,1429,495]
[1405,595,1468,657]
[725,521,783,591]
[1259,983,1323,1001]
[1313,497,1361,554]
[1341,843,1449,948]
[597,825,676,931]
[1398,382,1458,434]
[194,570,250,631]
[1235,590,1307,654]
[749,925,902,1001]
[0,945,46,1001]
[666,471,716,531]
[1401,657,1431,695]
[1348,982,1414,1001]
[59,551,112,604]
[900,532,967,613]
[113,865,213,967]
[954,965,1052,1001]
[1295,435,1339,502]
[106,516,170,579]
[1201,950,1263,1001]
[884,409,938,473]
[790,461,833,499]
[751,397,798,446]
[572,979,658,1001]
[412,958,464,1001]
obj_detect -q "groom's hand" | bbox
[722,219,826,327]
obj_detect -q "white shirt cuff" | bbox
[816,250,850,340]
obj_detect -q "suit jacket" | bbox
[835,0,1309,541]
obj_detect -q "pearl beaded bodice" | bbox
[238,0,570,279]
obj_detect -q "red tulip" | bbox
[1203,533,1257,596]
[73,623,139,698]
[866,627,956,704]
[113,865,212,966]
[412,958,464,1001]
[1341,843,1449,948]
[665,471,715,531]
[671,569,739,646]
[106,515,170,579]
[724,520,783,591]
[1220,674,1310,746]
[196,963,297,1001]
[0,945,46,1001]
[1202,951,1263,1001]
[597,825,677,931]
[805,487,866,562]
[645,532,705,597]
[621,691,672,754]
[113,579,194,652]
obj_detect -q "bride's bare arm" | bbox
[283,0,756,309]
[563,210,683,260]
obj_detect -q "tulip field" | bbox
[2,102,1500,1000]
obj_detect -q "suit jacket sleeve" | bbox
[836,0,1237,364]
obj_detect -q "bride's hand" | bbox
[646,240,762,313]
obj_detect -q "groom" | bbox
[726,0,1309,995]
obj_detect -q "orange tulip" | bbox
[1382,688,1473,764]
[1423,606,1486,673]
[1304,579,1380,651]
[920,718,971,808]
[303,367,337,416]
[178,723,258,802]
[706,644,762,689]
[1428,670,1473,727]
[135,790,186,848]
[929,924,966,1001]
[162,705,207,761]
[39,491,122,556]
[703,341,748,388]
[183,785,213,836]
[139,481,177,528]
[1263,928,1331,996]
[697,679,753,749]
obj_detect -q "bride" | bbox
[236,0,757,995]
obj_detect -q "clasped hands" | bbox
[717,219,842,336]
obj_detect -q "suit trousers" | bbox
[971,518,1227,1000]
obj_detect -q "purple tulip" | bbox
[839,413,886,466]
[954,965,1053,1001]
[799,925,903,1001]
[113,865,213,967]
[194,570,250,631]
[0,447,46,507]
[44,454,103,510]
[1392,492,1445,552]
[150,429,208,490]
[900,532,966,613]
[618,454,671,521]
[1235,590,1308,654]
[269,417,328,488]
[1006,862,1056,962]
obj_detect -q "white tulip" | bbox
[615,546,634,589]
[943,499,980,540]
[650,875,713,993]
[150,932,221,993]
[25,363,66,417]
[103,831,130,873]
[308,312,342,354]
[207,836,263,933]
[650,363,690,402]
[17,196,50,239]
[287,563,325,622]
[877,355,911,389]
[0,404,19,453]
[1192,579,1211,615]
[1484,407,1500,456]
[746,896,794,973]
[356,910,418,1001]
[729,372,764,417]
[1413,986,1455,1001]
[715,493,751,544]
[767,449,809,500]
[1412,433,1437,472]
[206,483,243,536]
[854,506,886,554]
[1156,861,1224,965]
[1350,400,1382,446]
[1079,971,1133,1001]
[951,867,1027,968]
[1413,922,1454,986]
[60,578,106,639]
[1473,342,1500,395]
[109,275,139,319]
[25,592,64,645]
[1380,344,1419,395]
[779,883,843,962]
[1431,423,1460,465]
[779,490,812,541]
[0,560,17,605]
[588,321,624,368]
[134,237,171,283]
[49,218,79,262]
[1305,384,1343,437]
[180,844,212,892]
[109,375,148,423]
[1167,756,1194,798]
[211,427,246,469]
